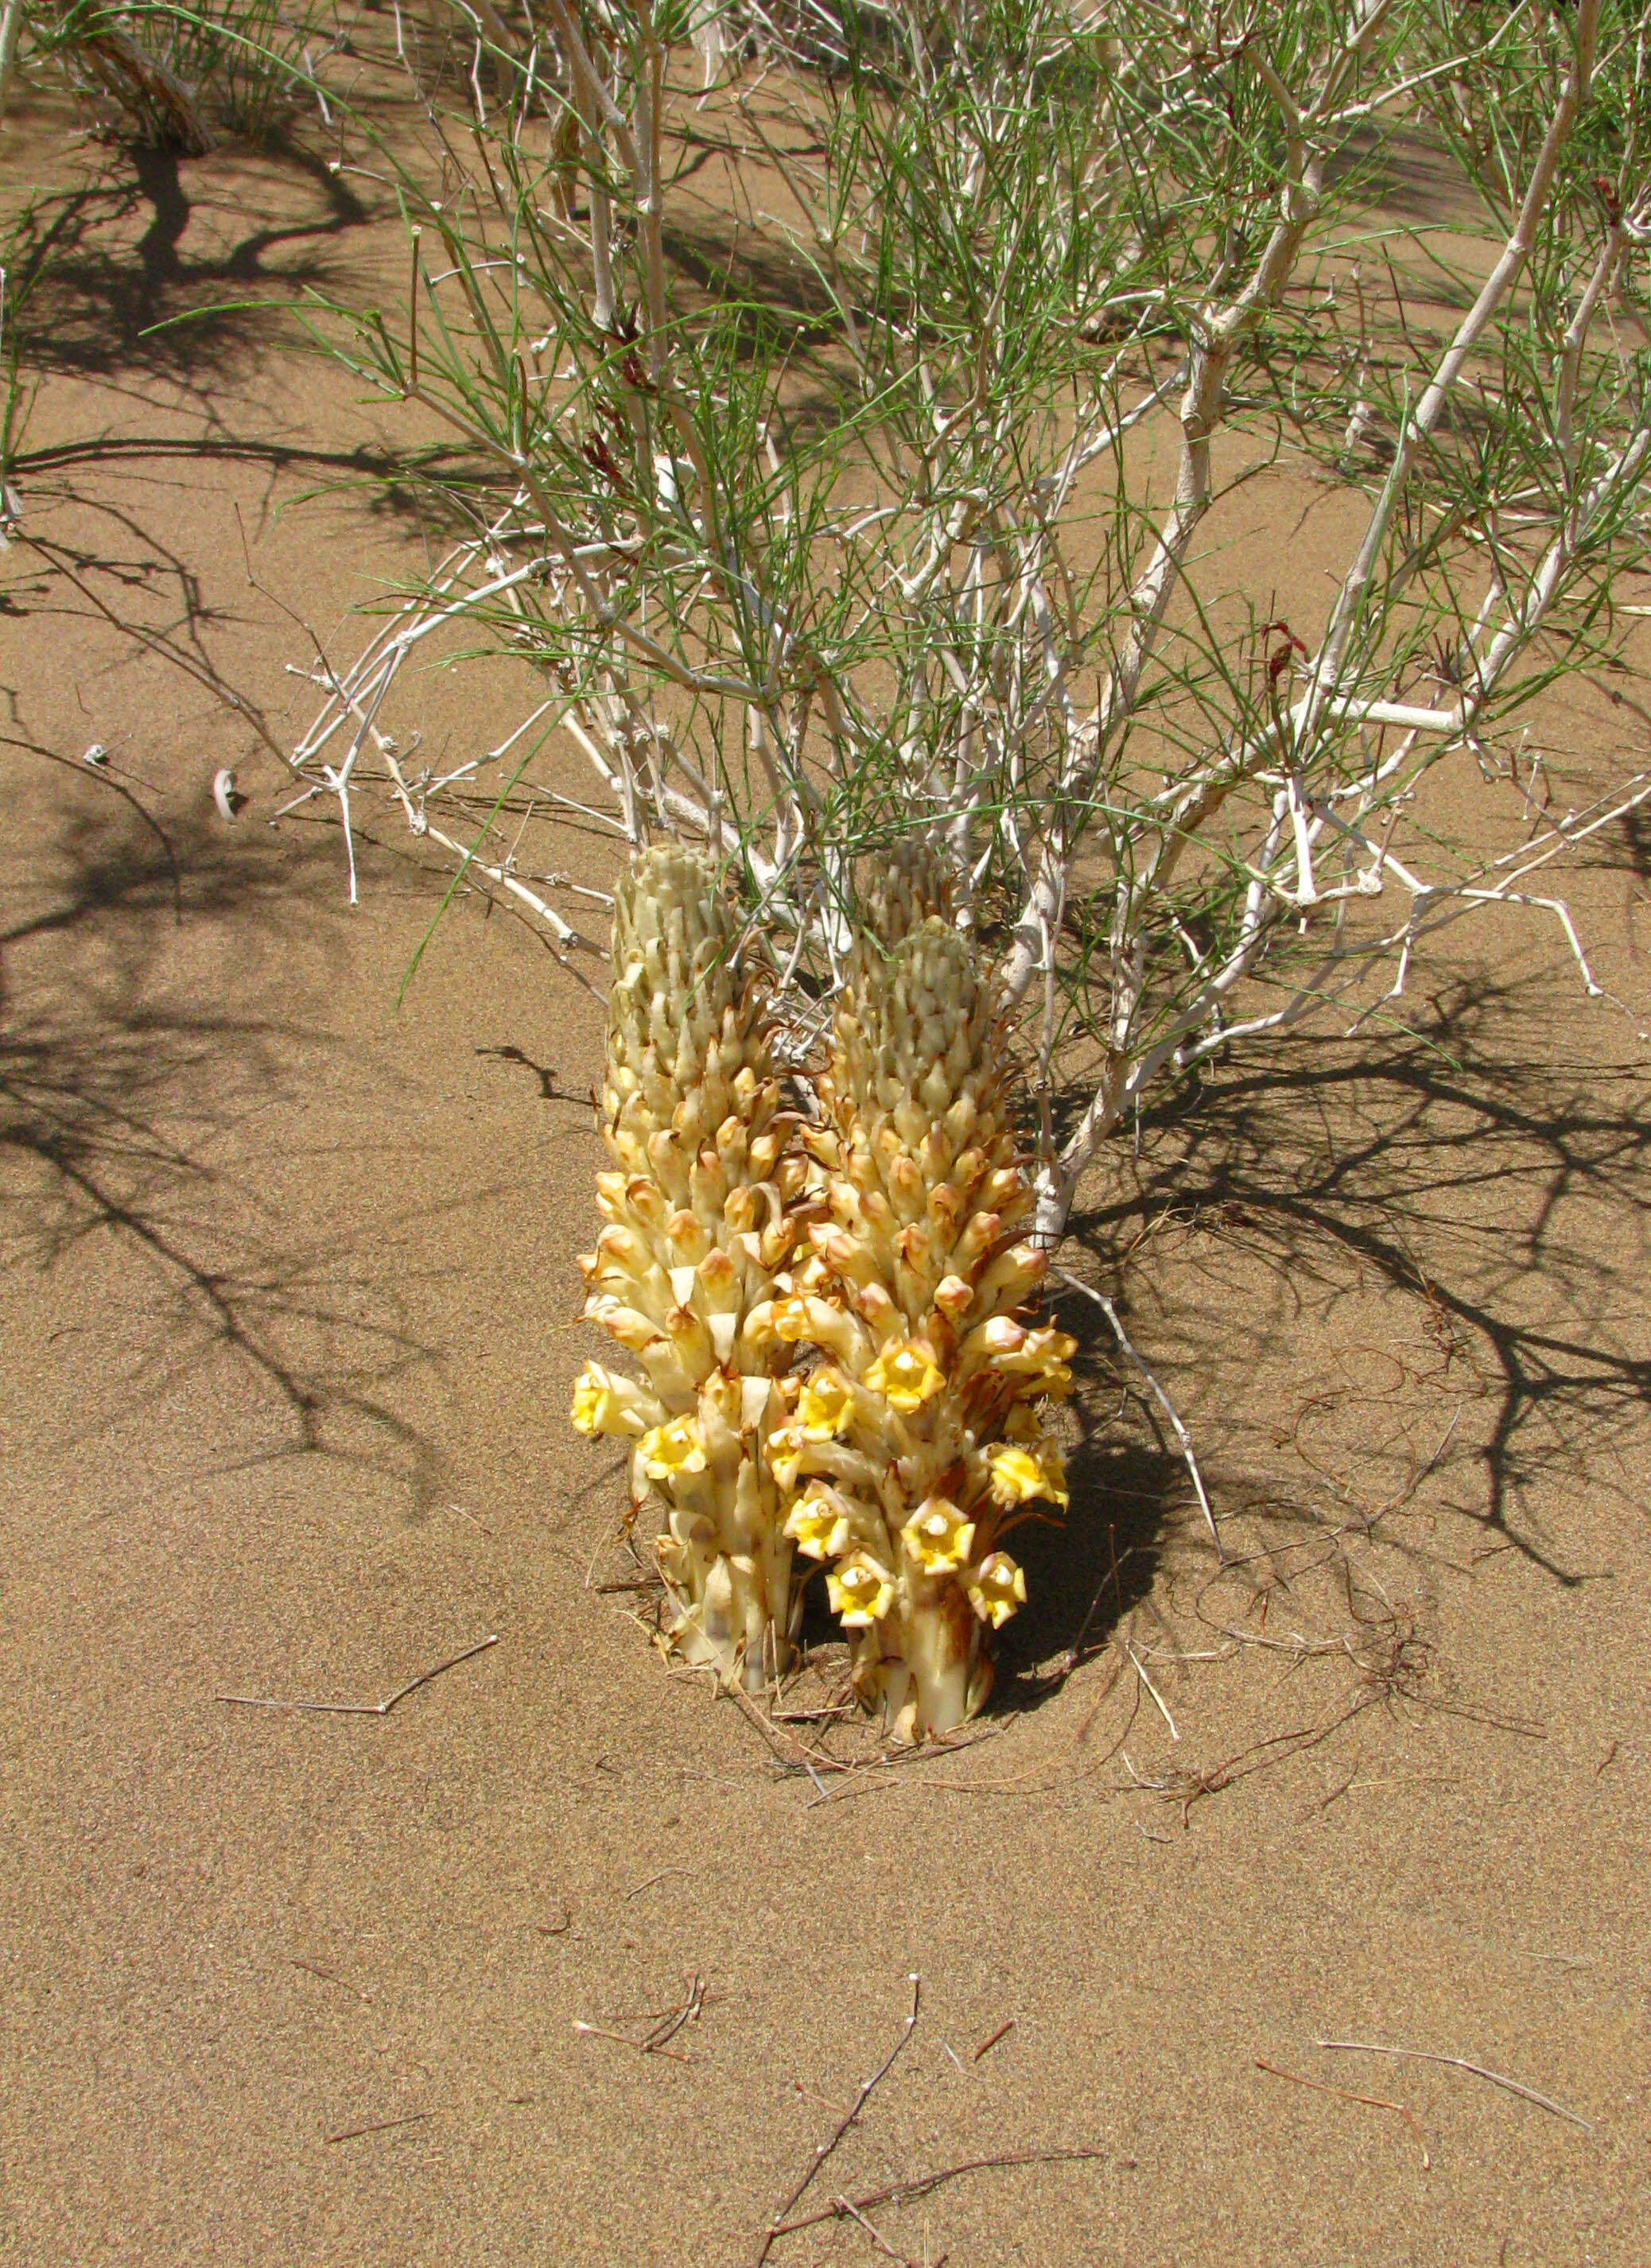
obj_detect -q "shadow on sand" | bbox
[5,137,470,524]
[1056,972,1650,1594]
[0,763,451,1517]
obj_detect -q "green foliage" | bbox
[288,0,1651,1230]
[17,0,351,144]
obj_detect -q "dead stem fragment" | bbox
[972,2019,1015,2063]
[324,2111,433,2145]
[643,1972,706,2055]
[831,2194,922,2268]
[1315,2041,1591,2129]
[217,1634,499,1718]
[291,1958,371,2002]
[1256,2055,1431,2169]
[754,1974,921,2266]
[767,2146,1110,2240]
[573,2019,691,2064]
[625,1865,692,1900]
[573,1974,706,2063]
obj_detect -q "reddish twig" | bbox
[755,1974,921,2264]
[1255,2055,1431,2168]
[325,2111,432,2145]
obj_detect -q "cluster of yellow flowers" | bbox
[569,843,806,1687]
[752,880,1075,1738]
[571,844,1074,1736]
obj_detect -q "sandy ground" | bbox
[2,83,1649,2268]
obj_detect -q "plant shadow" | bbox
[1060,970,1651,1586]
[993,1424,1180,1706]
[6,135,367,386]
[0,760,453,1521]
[4,138,468,533]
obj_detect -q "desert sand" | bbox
[2,77,1648,2268]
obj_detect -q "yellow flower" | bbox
[569,1363,645,1439]
[996,1326,1078,1397]
[827,1551,896,1628]
[767,1427,806,1494]
[784,1490,856,1563]
[987,1446,1043,1505]
[863,1340,945,1413]
[900,1498,976,1574]
[636,1416,707,1482]
[570,1366,606,1435]
[965,1551,1028,1629]
[768,1295,814,1343]
[797,1369,855,1439]
[988,1442,1070,1509]
[757,1292,861,1362]
[1036,1443,1070,1505]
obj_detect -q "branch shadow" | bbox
[660,211,857,433]
[9,499,301,779]
[0,766,453,1520]
[4,134,470,561]
[472,1042,587,1106]
[1062,971,1651,1585]
[5,133,369,391]
[662,212,841,344]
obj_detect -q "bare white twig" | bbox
[1055,1269,1223,1565]
[217,1633,499,1716]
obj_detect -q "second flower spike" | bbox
[765,894,1075,1738]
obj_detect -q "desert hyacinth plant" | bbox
[282,0,1651,1726]
[757,856,1077,1738]
[575,844,1074,1734]
[571,841,809,1689]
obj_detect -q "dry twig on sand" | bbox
[826,2192,924,2267]
[324,2111,433,2146]
[755,1974,922,2266]
[767,2146,1111,2241]
[216,1633,499,1717]
[756,1980,1104,2260]
[1315,2040,1591,2129]
[1256,2055,1432,2169]
[574,1972,707,2063]
[642,1972,708,2057]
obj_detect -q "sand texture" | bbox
[2,84,1649,2268]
